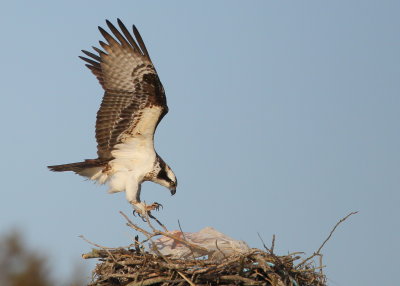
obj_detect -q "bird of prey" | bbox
[48,19,177,215]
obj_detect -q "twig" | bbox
[125,277,168,286]
[120,211,153,237]
[176,271,196,286]
[120,211,208,253]
[271,234,276,254]
[257,232,271,253]
[256,233,282,267]
[134,235,141,253]
[297,211,358,268]
[215,240,227,259]
[220,275,262,285]
[296,265,326,272]
[79,235,119,263]
[317,211,358,254]
[178,219,199,260]
[79,235,119,250]
[149,212,168,232]
[319,254,324,276]
[148,236,197,286]
[287,252,305,256]
[142,209,157,233]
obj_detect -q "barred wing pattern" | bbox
[80,19,168,159]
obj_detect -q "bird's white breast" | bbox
[92,106,163,193]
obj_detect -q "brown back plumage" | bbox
[80,19,168,159]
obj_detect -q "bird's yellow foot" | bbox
[132,202,163,218]
[147,202,163,211]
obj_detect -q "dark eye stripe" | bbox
[157,169,171,182]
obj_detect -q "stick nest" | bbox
[79,211,347,286]
[85,247,326,286]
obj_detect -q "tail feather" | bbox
[47,159,108,173]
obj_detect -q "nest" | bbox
[84,247,326,286]
[80,211,357,286]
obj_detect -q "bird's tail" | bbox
[47,159,108,173]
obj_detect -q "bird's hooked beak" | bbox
[169,179,177,196]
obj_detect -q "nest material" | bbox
[84,247,326,286]
[81,211,360,286]
[83,235,326,286]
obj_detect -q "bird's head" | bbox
[154,157,177,195]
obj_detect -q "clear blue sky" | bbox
[0,1,399,285]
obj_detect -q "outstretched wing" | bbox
[80,19,168,159]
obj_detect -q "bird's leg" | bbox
[130,202,167,231]
[132,207,147,222]
[127,181,147,218]
[147,202,163,211]
[131,202,163,219]
[126,180,162,217]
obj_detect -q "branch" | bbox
[119,211,208,253]
[316,211,358,254]
[297,211,358,268]
[257,232,271,253]
[178,219,200,260]
[79,235,120,264]
[271,234,276,254]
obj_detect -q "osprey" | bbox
[48,19,177,215]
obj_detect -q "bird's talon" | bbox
[152,202,163,211]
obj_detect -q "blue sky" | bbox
[0,1,399,285]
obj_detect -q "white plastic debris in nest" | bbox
[151,227,250,260]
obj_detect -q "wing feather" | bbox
[117,19,143,54]
[92,46,107,56]
[99,40,112,53]
[132,25,150,59]
[105,20,133,50]
[81,50,101,62]
[98,26,120,47]
[132,25,150,58]
[80,19,168,159]
[79,56,100,67]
